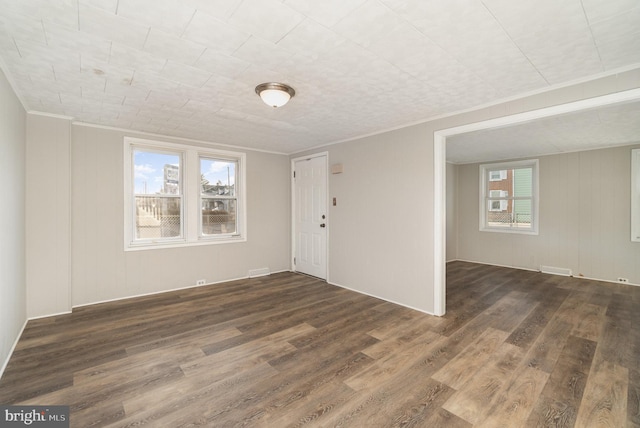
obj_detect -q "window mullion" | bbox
[184,149,198,241]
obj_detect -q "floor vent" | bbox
[540,265,572,276]
[249,268,270,278]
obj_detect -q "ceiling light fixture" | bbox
[255,82,295,108]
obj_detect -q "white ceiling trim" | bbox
[70,119,288,155]
[28,110,74,121]
[291,62,640,156]
[437,87,640,138]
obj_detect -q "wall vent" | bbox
[540,265,572,276]
[249,267,270,278]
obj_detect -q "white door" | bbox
[293,155,327,279]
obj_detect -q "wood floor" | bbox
[1,261,638,427]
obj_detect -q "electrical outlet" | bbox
[196,279,206,286]
[617,278,629,283]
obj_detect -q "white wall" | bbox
[0,68,26,376]
[26,114,72,318]
[70,124,290,307]
[453,145,640,284]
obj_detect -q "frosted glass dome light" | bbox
[255,82,296,108]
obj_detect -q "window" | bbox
[132,149,183,242]
[480,159,538,234]
[489,170,507,181]
[124,137,246,250]
[489,190,508,211]
[200,157,237,236]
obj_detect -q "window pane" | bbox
[489,170,507,181]
[201,158,236,197]
[134,150,181,195]
[513,167,532,197]
[135,196,181,239]
[133,149,182,240]
[486,198,532,228]
[202,199,236,235]
[513,199,532,227]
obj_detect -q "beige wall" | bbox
[26,114,72,318]
[70,124,290,308]
[452,145,640,284]
[22,116,290,317]
[446,162,458,262]
[0,68,26,376]
[295,125,436,312]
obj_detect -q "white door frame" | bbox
[433,87,640,316]
[291,151,329,278]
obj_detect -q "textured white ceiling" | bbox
[0,0,639,154]
[446,100,640,164]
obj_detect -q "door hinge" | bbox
[293,171,296,178]
[294,257,296,265]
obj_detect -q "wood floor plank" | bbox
[432,327,508,390]
[250,354,373,426]
[476,366,550,427]
[344,330,444,391]
[571,302,607,342]
[505,290,567,351]
[367,308,443,341]
[597,314,633,369]
[524,291,585,373]
[629,368,640,427]
[575,359,629,428]
[120,362,279,427]
[442,341,525,425]
[0,264,637,426]
[326,376,457,427]
[525,336,596,427]
[180,323,314,378]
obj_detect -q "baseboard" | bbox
[73,275,253,309]
[72,269,292,310]
[453,258,540,273]
[0,318,28,381]
[326,280,436,316]
[452,258,639,286]
[28,310,72,321]
[574,274,639,287]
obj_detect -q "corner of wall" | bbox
[0,66,27,380]
[25,113,73,319]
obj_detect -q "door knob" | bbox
[320,223,326,228]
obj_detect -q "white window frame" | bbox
[124,137,246,250]
[479,159,539,235]
[632,148,640,242]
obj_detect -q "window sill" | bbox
[480,227,538,236]
[125,236,246,251]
